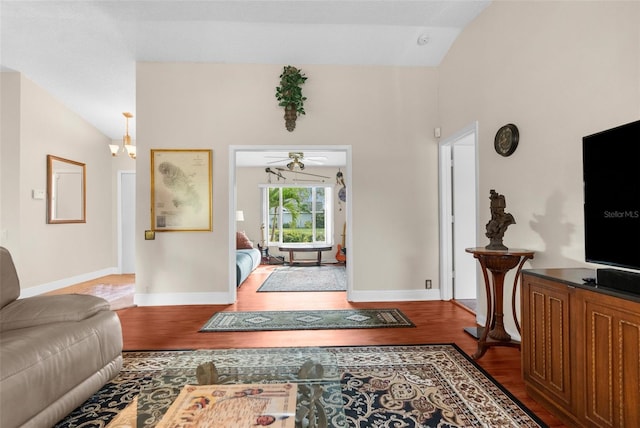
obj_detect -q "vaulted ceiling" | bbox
[1,1,490,140]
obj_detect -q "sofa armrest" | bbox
[0,294,110,332]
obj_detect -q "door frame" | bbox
[438,122,479,301]
[228,145,353,303]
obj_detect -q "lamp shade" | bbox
[125,144,137,159]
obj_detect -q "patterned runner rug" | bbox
[257,265,347,292]
[55,345,547,428]
[200,308,414,332]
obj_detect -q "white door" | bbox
[452,138,477,299]
[439,123,478,301]
[120,171,136,273]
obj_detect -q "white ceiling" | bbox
[0,0,490,144]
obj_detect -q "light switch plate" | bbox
[32,189,45,200]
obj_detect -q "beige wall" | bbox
[4,1,638,307]
[438,1,640,335]
[0,73,22,273]
[0,72,117,290]
[135,63,440,303]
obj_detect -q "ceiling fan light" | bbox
[286,160,305,171]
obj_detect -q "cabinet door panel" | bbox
[618,317,640,427]
[522,276,572,406]
[582,294,640,428]
[530,290,547,378]
[548,295,567,391]
[584,304,614,427]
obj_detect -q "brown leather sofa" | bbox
[0,247,123,427]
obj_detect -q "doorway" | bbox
[118,171,136,274]
[438,123,478,307]
[228,146,352,303]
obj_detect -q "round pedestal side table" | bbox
[465,247,535,359]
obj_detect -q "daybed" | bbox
[236,248,261,286]
[0,247,123,428]
[236,231,261,287]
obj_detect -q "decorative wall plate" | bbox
[338,187,346,202]
[494,124,519,157]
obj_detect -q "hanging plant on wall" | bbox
[275,65,307,132]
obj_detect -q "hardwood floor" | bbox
[45,273,135,311]
[54,265,565,427]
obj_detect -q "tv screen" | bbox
[583,119,640,271]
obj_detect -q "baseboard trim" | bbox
[21,268,117,297]
[135,292,234,306]
[134,289,443,306]
[348,288,441,302]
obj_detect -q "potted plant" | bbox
[275,66,307,131]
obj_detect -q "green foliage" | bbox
[268,187,311,241]
[282,228,324,243]
[283,230,311,243]
[275,66,307,115]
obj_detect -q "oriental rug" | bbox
[54,345,547,428]
[199,308,414,332]
[257,265,347,292]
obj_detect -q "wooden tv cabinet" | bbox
[521,268,640,428]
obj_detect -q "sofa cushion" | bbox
[236,248,261,287]
[0,310,123,428]
[0,247,20,309]
[236,231,254,249]
[0,294,109,332]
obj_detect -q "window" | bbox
[262,185,333,245]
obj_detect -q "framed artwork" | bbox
[151,149,213,231]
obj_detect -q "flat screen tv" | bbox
[583,119,640,271]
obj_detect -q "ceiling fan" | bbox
[266,152,326,171]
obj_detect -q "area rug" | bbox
[54,345,547,428]
[257,265,347,292]
[199,309,414,332]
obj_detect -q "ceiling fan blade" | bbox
[304,159,325,165]
[266,158,289,164]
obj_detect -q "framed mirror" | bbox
[47,155,86,224]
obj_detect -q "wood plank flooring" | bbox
[53,265,565,427]
[45,273,135,311]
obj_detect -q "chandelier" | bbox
[109,112,136,159]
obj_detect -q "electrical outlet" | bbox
[425,279,432,289]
